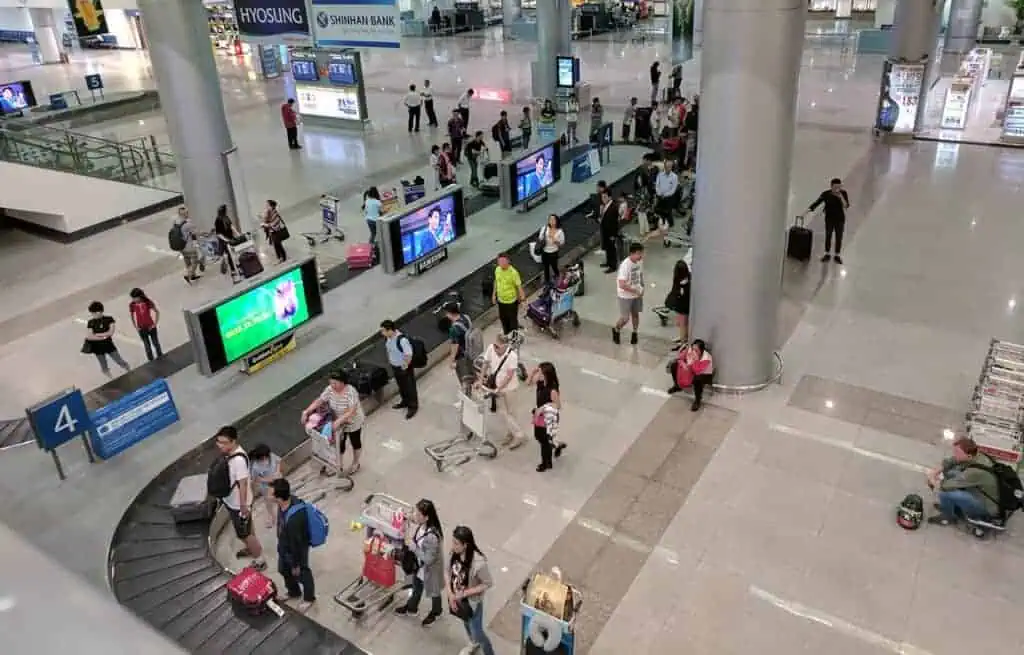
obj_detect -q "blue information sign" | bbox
[260,47,280,78]
[49,93,68,110]
[84,73,103,90]
[26,388,93,451]
[89,379,180,460]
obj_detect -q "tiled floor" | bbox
[3,23,1024,655]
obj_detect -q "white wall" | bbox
[0,7,32,32]
[105,9,141,48]
[982,0,1017,28]
[0,162,179,234]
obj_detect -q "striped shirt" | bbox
[320,384,365,431]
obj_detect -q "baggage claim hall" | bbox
[1,0,1024,653]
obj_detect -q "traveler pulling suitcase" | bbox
[227,567,280,615]
[169,474,213,523]
[786,216,813,261]
[238,251,264,279]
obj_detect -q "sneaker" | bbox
[421,613,439,626]
[554,443,566,458]
[508,436,526,450]
[250,559,267,572]
[834,255,844,265]
[820,253,832,263]
[536,463,552,472]
[927,514,955,526]
[394,605,411,615]
[630,331,638,345]
[667,386,681,394]
[296,599,315,612]
[459,644,481,655]
[612,328,621,344]
[184,275,192,286]
[393,402,407,410]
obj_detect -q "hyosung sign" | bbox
[311,0,400,49]
[234,0,312,46]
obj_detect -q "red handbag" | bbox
[363,550,397,587]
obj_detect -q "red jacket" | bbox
[281,103,297,129]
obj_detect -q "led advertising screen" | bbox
[0,81,35,114]
[291,58,319,82]
[513,143,560,204]
[295,85,362,120]
[556,56,575,88]
[327,57,357,85]
[384,187,467,272]
[189,258,323,375]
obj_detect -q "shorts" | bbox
[618,296,643,316]
[339,428,363,453]
[225,506,253,540]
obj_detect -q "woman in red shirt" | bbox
[129,287,163,361]
[668,339,713,411]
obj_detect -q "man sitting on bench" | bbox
[925,437,1001,526]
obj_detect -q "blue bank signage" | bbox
[234,0,312,46]
[89,379,180,460]
[311,0,400,49]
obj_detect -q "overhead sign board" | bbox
[234,0,312,46]
[68,0,110,38]
[311,0,400,49]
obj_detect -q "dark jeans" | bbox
[269,230,287,261]
[602,234,618,269]
[693,373,713,404]
[403,576,442,615]
[622,123,631,142]
[279,558,315,601]
[451,137,463,165]
[467,154,479,186]
[285,126,299,148]
[458,107,470,127]
[535,425,554,468]
[521,129,531,150]
[824,216,846,254]
[392,364,419,410]
[407,106,421,132]
[497,300,519,334]
[655,195,676,227]
[138,328,163,361]
[541,250,559,284]
[367,219,377,243]
[424,100,438,126]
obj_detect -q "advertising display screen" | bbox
[556,56,575,88]
[189,258,323,375]
[0,81,35,114]
[875,60,924,135]
[296,85,362,120]
[513,143,560,204]
[68,0,110,38]
[385,188,467,271]
[327,57,357,85]
[292,58,319,81]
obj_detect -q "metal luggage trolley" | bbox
[335,493,412,618]
[305,411,356,492]
[966,338,1024,467]
[424,388,498,472]
[304,194,346,246]
[401,178,426,204]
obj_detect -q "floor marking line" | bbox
[749,586,935,655]
[640,386,670,398]
[580,368,620,384]
[144,244,183,258]
[769,422,930,473]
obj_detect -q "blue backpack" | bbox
[286,501,330,547]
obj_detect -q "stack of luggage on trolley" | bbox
[526,263,584,338]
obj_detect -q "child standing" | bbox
[248,444,282,528]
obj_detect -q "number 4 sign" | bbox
[25,388,96,481]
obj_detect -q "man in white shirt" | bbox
[421,79,438,127]
[214,426,266,571]
[655,159,680,227]
[456,88,474,127]
[480,332,524,449]
[404,83,423,133]
[613,242,645,345]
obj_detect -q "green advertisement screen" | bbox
[215,266,310,363]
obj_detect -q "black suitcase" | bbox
[349,362,388,396]
[482,162,498,180]
[170,474,214,523]
[786,216,813,261]
[238,251,264,278]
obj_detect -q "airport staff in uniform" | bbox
[421,79,438,127]
[404,83,423,133]
[380,320,418,420]
[655,160,680,227]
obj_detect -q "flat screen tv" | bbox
[511,142,561,205]
[185,257,323,376]
[384,187,467,271]
[327,58,357,85]
[0,80,35,114]
[291,58,319,82]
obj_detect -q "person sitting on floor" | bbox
[925,436,1001,526]
[667,338,713,412]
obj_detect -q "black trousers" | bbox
[693,373,713,404]
[535,425,554,468]
[451,137,463,165]
[458,107,469,127]
[425,100,438,126]
[279,558,315,601]
[269,230,287,261]
[467,154,479,186]
[392,364,419,410]
[541,250,559,284]
[138,328,163,361]
[407,106,421,132]
[655,195,676,227]
[404,576,442,615]
[497,300,519,334]
[602,234,618,269]
[824,216,845,254]
[285,126,299,148]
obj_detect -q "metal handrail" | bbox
[711,352,785,395]
[10,123,175,159]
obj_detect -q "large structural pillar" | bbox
[890,0,941,61]
[138,0,237,228]
[502,0,519,33]
[29,8,61,64]
[944,0,983,53]
[689,0,805,389]
[533,0,560,101]
[693,0,704,46]
[555,0,573,60]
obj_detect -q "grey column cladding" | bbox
[944,0,983,53]
[138,0,238,229]
[890,0,941,61]
[533,0,562,100]
[689,0,806,388]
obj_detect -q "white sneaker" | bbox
[458,645,480,655]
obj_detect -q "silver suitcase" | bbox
[170,474,213,523]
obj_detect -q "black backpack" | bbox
[168,223,186,252]
[207,452,248,499]
[405,335,428,368]
[968,460,1024,518]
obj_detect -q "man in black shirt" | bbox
[464,131,489,187]
[272,479,315,609]
[805,177,850,264]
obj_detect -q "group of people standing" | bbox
[80,287,165,377]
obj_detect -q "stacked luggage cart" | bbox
[966,339,1024,467]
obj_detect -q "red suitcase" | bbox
[347,243,377,270]
[226,567,277,615]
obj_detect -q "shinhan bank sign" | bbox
[233,0,313,46]
[311,0,401,49]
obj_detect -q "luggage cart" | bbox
[424,389,498,472]
[304,194,346,246]
[518,568,582,655]
[380,187,401,215]
[305,410,356,491]
[401,177,426,204]
[335,493,412,618]
[964,338,1024,468]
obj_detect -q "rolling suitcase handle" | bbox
[793,215,805,227]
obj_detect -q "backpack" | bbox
[896,493,923,530]
[285,501,330,547]
[207,452,248,499]
[168,223,186,252]
[968,461,1024,518]
[491,121,501,141]
[405,335,428,368]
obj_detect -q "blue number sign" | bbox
[89,379,180,460]
[26,388,93,451]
